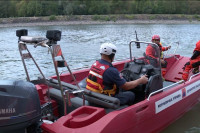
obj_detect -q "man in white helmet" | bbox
[86,43,148,105]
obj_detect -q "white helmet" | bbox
[100,43,117,55]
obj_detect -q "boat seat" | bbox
[78,77,128,111]
[48,78,121,109]
[144,74,163,97]
[49,88,127,114]
[49,88,90,106]
[49,88,91,115]
[78,77,87,88]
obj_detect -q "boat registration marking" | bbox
[185,80,200,96]
[155,90,182,114]
[155,80,200,114]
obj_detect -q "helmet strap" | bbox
[108,54,115,62]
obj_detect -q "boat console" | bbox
[119,40,165,102]
[121,58,163,102]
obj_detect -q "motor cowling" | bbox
[0,80,41,133]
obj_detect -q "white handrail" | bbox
[129,40,159,62]
[147,80,184,101]
[173,42,179,54]
[189,72,200,81]
[164,42,179,58]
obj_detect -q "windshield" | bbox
[129,41,161,69]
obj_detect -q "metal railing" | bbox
[189,72,200,81]
[163,42,179,58]
[147,67,200,100]
[147,80,184,101]
[129,40,159,62]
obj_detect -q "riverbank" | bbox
[0,14,200,27]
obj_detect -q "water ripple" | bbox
[0,24,199,80]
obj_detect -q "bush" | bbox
[92,15,100,20]
[124,14,134,20]
[149,15,156,20]
[49,15,56,21]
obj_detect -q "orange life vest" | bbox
[86,60,116,96]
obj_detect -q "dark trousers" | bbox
[115,91,135,105]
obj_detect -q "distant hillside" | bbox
[1,1,200,18]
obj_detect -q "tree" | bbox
[26,1,37,17]
[0,1,11,18]
[16,0,27,17]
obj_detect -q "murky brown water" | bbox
[162,102,200,133]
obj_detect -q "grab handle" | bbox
[136,105,148,113]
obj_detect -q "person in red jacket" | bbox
[145,35,171,76]
[182,40,200,81]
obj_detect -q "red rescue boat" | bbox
[0,29,199,133]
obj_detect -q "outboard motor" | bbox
[0,80,41,133]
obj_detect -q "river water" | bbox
[0,23,200,132]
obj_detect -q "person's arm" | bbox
[162,46,171,51]
[191,50,200,60]
[121,75,148,90]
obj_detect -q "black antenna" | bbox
[135,30,140,48]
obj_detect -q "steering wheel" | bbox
[121,69,140,82]
[121,68,148,92]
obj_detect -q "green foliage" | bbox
[63,2,75,15]
[49,15,56,20]
[87,1,111,15]
[1,0,200,18]
[35,3,43,16]
[92,15,101,20]
[92,15,118,21]
[124,15,134,20]
[26,1,37,17]
[92,15,110,21]
[194,14,200,20]
[16,0,27,17]
[110,15,117,22]
[8,1,17,17]
[149,15,156,20]
[0,1,10,17]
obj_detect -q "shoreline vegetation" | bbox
[1,14,200,27]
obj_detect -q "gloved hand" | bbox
[182,62,190,70]
[167,46,171,49]
[192,67,199,74]
[182,73,188,81]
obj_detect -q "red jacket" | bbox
[194,40,200,52]
[146,43,169,59]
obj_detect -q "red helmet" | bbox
[152,35,160,41]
